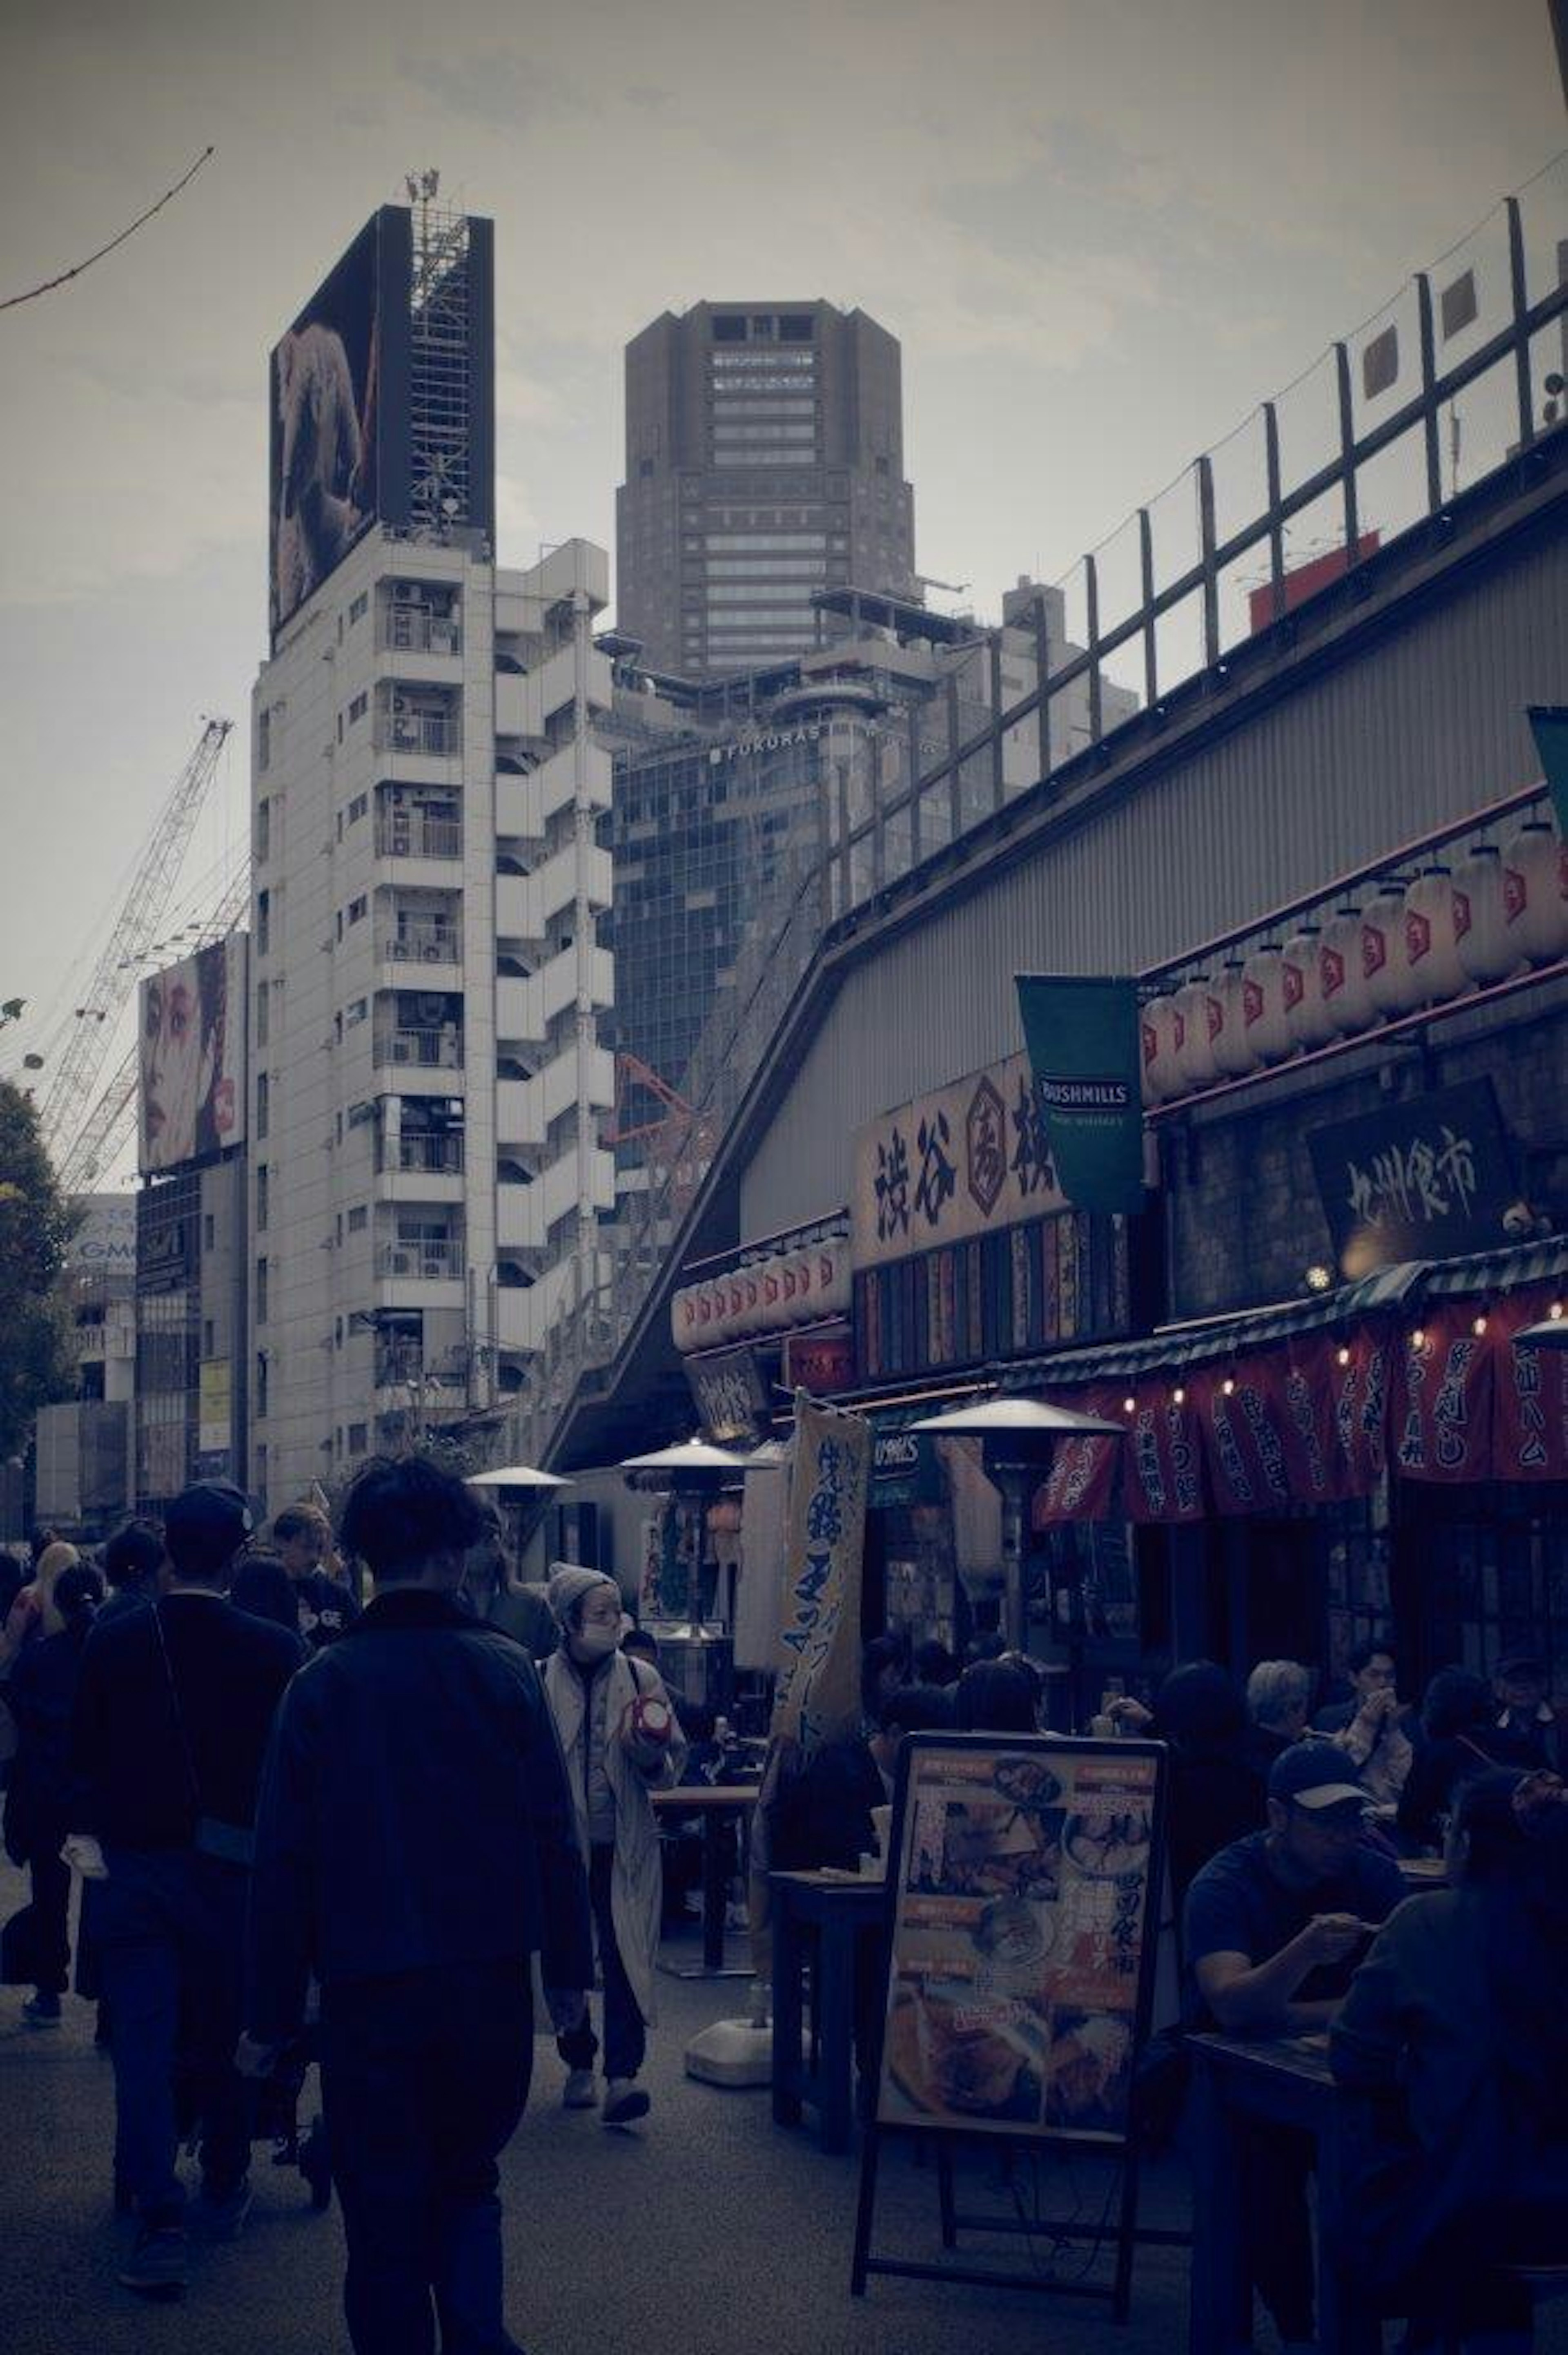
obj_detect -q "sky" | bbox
[0,0,1562,1174]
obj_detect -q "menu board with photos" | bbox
[875,1734,1165,2145]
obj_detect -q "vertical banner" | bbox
[1277,1336,1348,1505]
[1031,1390,1120,1529]
[1491,1287,1568,1480]
[1015,975,1146,1217]
[1390,1304,1494,1482]
[1120,1386,1205,1524]
[1323,1323,1390,1496]
[769,1393,872,1752]
[1189,1360,1295,1517]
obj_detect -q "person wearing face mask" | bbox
[541,1564,688,2126]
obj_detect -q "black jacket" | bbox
[71,1593,301,1851]
[246,1588,592,2043]
[4,1621,94,1863]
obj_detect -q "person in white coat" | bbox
[542,1566,687,2125]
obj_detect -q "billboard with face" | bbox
[270,210,412,639]
[138,936,248,1175]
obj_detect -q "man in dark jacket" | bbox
[71,1480,300,2297]
[245,1454,592,2355]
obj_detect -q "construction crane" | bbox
[604,1051,717,1218]
[56,854,249,1194]
[36,716,232,1170]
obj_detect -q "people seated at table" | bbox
[911,1637,959,1688]
[1184,1740,1407,2355]
[1490,1651,1565,1778]
[1330,1767,1568,2351]
[1242,1657,1314,1774]
[1312,1637,1417,1811]
[1397,1667,1517,1852]
[769,1683,952,1873]
[951,1655,1039,1733]
[1113,1659,1267,1909]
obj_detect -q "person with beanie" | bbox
[541,1563,687,2125]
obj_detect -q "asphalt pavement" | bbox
[4,1858,1564,2355]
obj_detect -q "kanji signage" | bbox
[1308,1079,1516,1277]
[853,1051,1067,1273]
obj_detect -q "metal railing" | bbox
[512,154,1568,1460]
[377,1240,464,1282]
[383,1132,465,1174]
[384,924,462,963]
[376,818,462,860]
[378,610,462,657]
[374,1026,463,1070]
[374,713,462,757]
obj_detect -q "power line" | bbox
[0,146,215,314]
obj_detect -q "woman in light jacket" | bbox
[542,1566,686,2125]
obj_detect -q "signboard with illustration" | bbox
[852,1051,1067,1272]
[873,1735,1164,2143]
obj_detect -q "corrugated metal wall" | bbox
[741,524,1568,1240]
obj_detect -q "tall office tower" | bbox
[251,203,614,1509]
[616,301,916,675]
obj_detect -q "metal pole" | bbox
[1000,1470,1025,1653]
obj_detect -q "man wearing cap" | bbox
[246,1457,592,2355]
[70,1480,301,2298]
[1183,1740,1406,2354]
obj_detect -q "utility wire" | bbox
[1,146,214,313]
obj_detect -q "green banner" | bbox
[1015,974,1145,1216]
[1528,707,1568,842]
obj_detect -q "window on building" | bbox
[348,896,367,925]
[348,1422,368,1456]
[348,691,368,725]
[257,890,270,958]
[346,997,366,1026]
[349,591,368,624]
[348,792,368,823]
[255,1257,268,1324]
[256,709,271,773]
[203,1213,215,1251]
[255,1355,268,1419]
[256,1164,268,1233]
[201,1318,215,1357]
[347,1204,368,1233]
[255,798,270,863]
[256,1072,269,1140]
[255,983,268,1050]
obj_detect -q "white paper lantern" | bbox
[1212,958,1255,1078]
[815,1244,850,1318]
[1173,975,1220,1088]
[1451,843,1517,986]
[1502,820,1568,966]
[1282,922,1335,1049]
[1241,943,1291,1065]
[1362,880,1418,1017]
[1140,995,1184,1103]
[1403,864,1466,1005]
[1320,904,1373,1034]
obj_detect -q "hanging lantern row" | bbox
[671,1236,851,1355]
[1141,818,1568,1104]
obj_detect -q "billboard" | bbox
[269,208,413,639]
[138,935,248,1175]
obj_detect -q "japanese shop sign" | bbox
[1389,1301,1494,1482]
[1308,1079,1516,1276]
[853,1051,1068,1272]
[684,1346,770,1444]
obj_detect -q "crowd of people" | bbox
[1,1479,1565,2355]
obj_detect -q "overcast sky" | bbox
[1,0,1562,1168]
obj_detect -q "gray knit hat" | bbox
[546,1561,621,1628]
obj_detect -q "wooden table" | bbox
[769,1869,890,2154]
[652,1784,757,1977]
[1189,2030,1379,2355]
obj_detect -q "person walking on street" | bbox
[246,1457,592,2355]
[4,1559,102,2022]
[97,1518,165,1624]
[542,1563,687,2127]
[271,1503,359,1650]
[70,1480,299,2299]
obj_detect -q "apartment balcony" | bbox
[373,711,463,760]
[496,1048,614,1147]
[376,609,462,661]
[375,814,463,863]
[373,1026,464,1079]
[496,944,613,1045]
[380,922,463,974]
[376,1239,465,1285]
[494,644,612,746]
[496,844,612,944]
[376,1132,465,1204]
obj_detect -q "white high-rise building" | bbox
[250,533,615,1507]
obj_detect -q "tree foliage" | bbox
[0,1083,78,1459]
